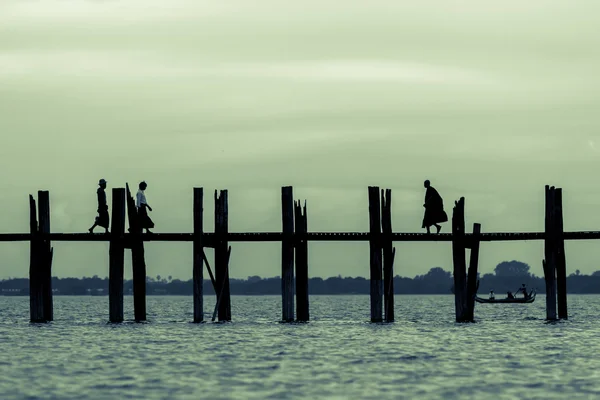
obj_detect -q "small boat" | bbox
[475,290,536,304]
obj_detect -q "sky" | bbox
[1,0,600,280]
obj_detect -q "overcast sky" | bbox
[1,1,599,280]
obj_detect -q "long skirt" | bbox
[422,207,448,228]
[138,206,155,229]
[95,208,110,229]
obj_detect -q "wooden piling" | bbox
[294,200,309,322]
[29,195,44,323]
[381,189,395,323]
[126,184,147,322]
[37,191,53,322]
[368,186,383,322]
[215,190,231,321]
[554,188,567,319]
[465,222,481,322]
[543,185,557,321]
[452,197,468,322]
[193,188,204,323]
[281,186,295,322]
[109,188,126,323]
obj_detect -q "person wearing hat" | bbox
[89,179,110,234]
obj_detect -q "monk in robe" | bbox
[422,180,448,234]
[89,179,109,234]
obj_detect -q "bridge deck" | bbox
[0,231,599,242]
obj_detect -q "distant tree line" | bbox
[2,261,600,295]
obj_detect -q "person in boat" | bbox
[422,180,448,234]
[89,179,109,234]
[518,284,529,299]
[507,291,515,299]
[136,181,154,234]
[489,290,495,300]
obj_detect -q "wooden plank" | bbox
[555,188,567,319]
[381,189,395,323]
[295,200,309,322]
[212,246,232,322]
[215,190,231,321]
[126,183,147,322]
[452,197,468,322]
[465,223,481,322]
[109,188,126,323]
[29,195,44,323]
[193,187,204,323]
[544,185,557,320]
[37,191,53,322]
[281,186,295,322]
[368,186,383,322]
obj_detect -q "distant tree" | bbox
[592,271,600,277]
[494,261,531,277]
[156,275,161,282]
[424,267,451,280]
[576,270,581,276]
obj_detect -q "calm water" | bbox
[1,295,599,400]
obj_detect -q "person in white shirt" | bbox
[136,181,154,233]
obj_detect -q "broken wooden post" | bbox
[294,200,309,322]
[554,188,567,319]
[109,188,126,323]
[29,195,44,323]
[212,246,232,322]
[38,191,53,322]
[281,186,295,322]
[452,197,468,322]
[193,188,204,323]
[381,189,395,323]
[215,190,231,321]
[126,183,147,322]
[368,186,383,322]
[465,222,481,322]
[543,185,557,321]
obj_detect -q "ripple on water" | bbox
[1,295,600,399]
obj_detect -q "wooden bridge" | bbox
[7,184,572,325]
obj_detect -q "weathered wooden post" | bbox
[215,190,231,321]
[452,197,468,322]
[368,186,383,322]
[281,186,295,322]
[465,222,481,322]
[193,187,204,323]
[381,189,395,323]
[126,183,147,322]
[294,200,309,322]
[29,195,44,323]
[38,191,53,322]
[109,188,126,323]
[554,188,568,319]
[543,185,557,321]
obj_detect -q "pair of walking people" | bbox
[88,180,154,234]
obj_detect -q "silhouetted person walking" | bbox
[89,179,109,234]
[136,181,154,233]
[422,180,448,234]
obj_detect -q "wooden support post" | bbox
[281,186,295,322]
[109,188,126,323]
[193,188,204,323]
[381,189,395,323]
[37,191,53,322]
[555,188,567,319]
[212,246,232,322]
[29,195,44,323]
[294,200,309,322]
[543,185,557,321]
[215,190,231,321]
[465,223,481,322]
[368,186,383,323]
[126,184,147,322]
[452,197,468,322]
